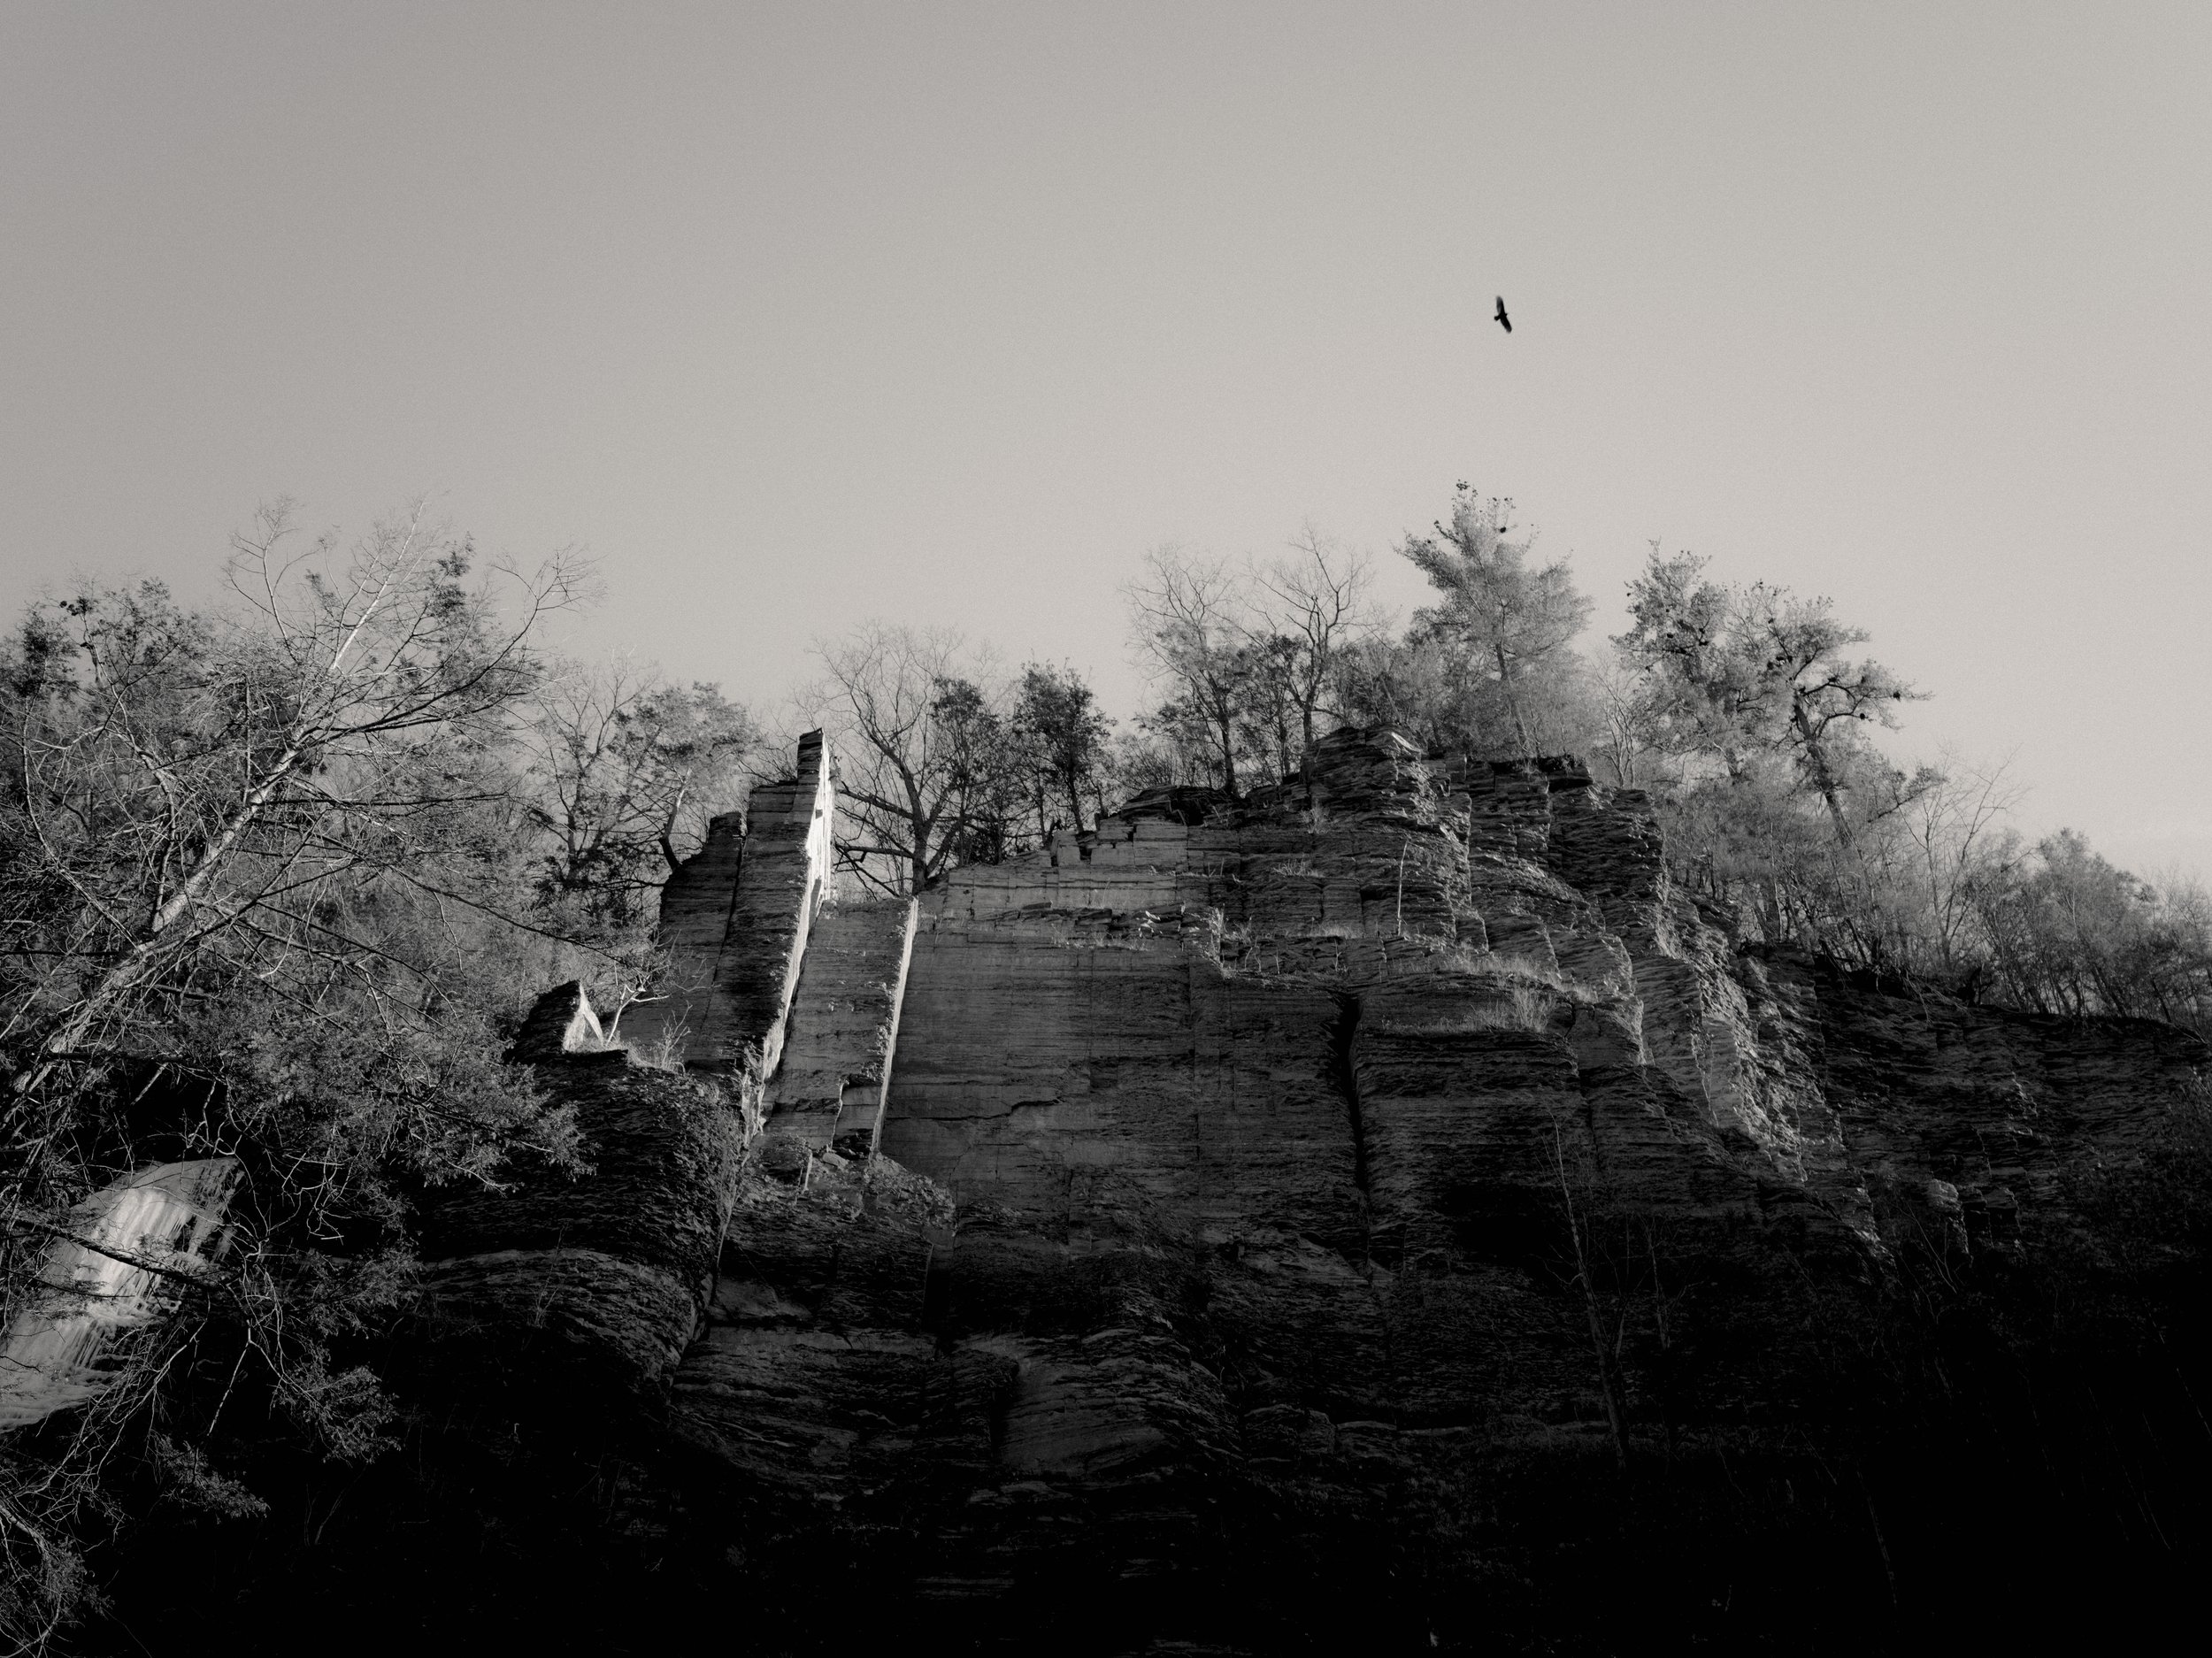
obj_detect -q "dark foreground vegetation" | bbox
[3,488,2208,1654]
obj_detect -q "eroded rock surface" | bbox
[761,893,916,1159]
[412,984,742,1406]
[618,729,835,1077]
[0,1159,241,1428]
[396,728,2209,1653]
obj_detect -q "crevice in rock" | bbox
[1326,991,1371,1203]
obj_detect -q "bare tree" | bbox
[1962,831,2212,1032]
[1889,751,2023,975]
[0,503,593,1636]
[522,656,755,923]
[1585,645,1669,788]
[4,501,585,1110]
[797,623,1012,894]
[1125,549,1257,798]
[1126,533,1373,799]
[1759,593,1924,851]
[1251,527,1375,796]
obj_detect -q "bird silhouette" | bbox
[1494,296,1512,334]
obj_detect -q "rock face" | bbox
[0,1160,241,1428]
[385,729,2209,1653]
[759,892,916,1160]
[618,729,836,1078]
[412,983,741,1407]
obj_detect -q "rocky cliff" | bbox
[120,728,2212,1654]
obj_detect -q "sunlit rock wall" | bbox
[399,725,2206,1652]
[634,727,2203,1646]
[618,729,836,1078]
[758,893,916,1163]
[0,1159,240,1428]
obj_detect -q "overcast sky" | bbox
[4,3,2207,881]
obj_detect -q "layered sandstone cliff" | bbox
[373,727,2208,1653]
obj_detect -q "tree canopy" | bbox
[4,483,2207,1647]
[1402,485,1593,756]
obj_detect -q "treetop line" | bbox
[0,482,2205,1646]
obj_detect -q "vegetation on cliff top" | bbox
[798,480,2211,1037]
[1,484,2208,1649]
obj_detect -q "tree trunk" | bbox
[1497,643,1535,756]
[17,743,305,1096]
[1792,703,1855,849]
[657,776,692,871]
[1299,700,1317,806]
[1212,694,1240,798]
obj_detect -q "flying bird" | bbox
[1494,296,1512,334]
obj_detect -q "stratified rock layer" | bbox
[388,729,2209,1654]
[578,729,2193,1651]
[761,893,916,1159]
[619,729,835,1077]
[413,986,741,1406]
[0,1159,241,1428]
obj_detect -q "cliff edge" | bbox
[141,727,2209,1654]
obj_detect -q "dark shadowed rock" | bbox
[196,728,2211,1654]
[414,986,743,1409]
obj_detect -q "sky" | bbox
[4,2,2208,882]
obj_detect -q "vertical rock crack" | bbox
[1326,991,1371,1203]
